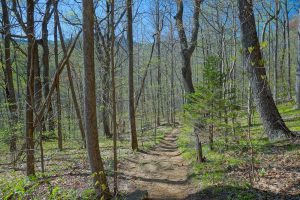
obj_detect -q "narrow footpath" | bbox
[119,129,198,200]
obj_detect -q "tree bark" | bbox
[175,0,204,162]
[156,0,162,126]
[175,0,202,94]
[296,10,300,109]
[82,0,110,198]
[54,3,62,151]
[102,66,112,138]
[94,7,112,139]
[26,0,35,176]
[285,0,292,100]
[127,0,138,151]
[110,0,118,193]
[42,0,55,132]
[273,0,279,103]
[1,0,18,154]
[238,0,294,140]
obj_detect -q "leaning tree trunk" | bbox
[82,0,111,198]
[296,10,300,109]
[56,11,86,148]
[238,0,294,140]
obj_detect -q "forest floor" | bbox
[1,103,300,199]
[176,102,300,200]
[118,128,197,199]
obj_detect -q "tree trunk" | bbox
[238,0,294,140]
[33,43,45,173]
[110,0,118,193]
[273,0,279,103]
[82,0,111,198]
[285,0,292,100]
[296,10,300,109]
[33,43,43,124]
[1,0,18,154]
[175,0,204,162]
[156,0,162,126]
[54,5,62,151]
[127,0,138,151]
[26,0,35,176]
[102,65,112,138]
[42,0,55,132]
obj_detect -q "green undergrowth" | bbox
[0,124,173,199]
[178,102,300,199]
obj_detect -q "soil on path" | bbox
[118,128,197,200]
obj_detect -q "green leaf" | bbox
[248,46,255,54]
[260,41,268,48]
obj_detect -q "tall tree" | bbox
[273,0,279,102]
[82,0,110,197]
[53,0,62,151]
[285,0,292,99]
[127,0,138,151]
[42,0,55,131]
[110,0,118,194]
[155,0,162,125]
[26,0,35,176]
[1,0,18,155]
[296,10,300,109]
[238,0,294,139]
[94,1,112,139]
[175,0,202,94]
[175,0,204,162]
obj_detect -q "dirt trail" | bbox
[119,128,196,200]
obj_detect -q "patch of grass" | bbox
[179,102,300,196]
[0,124,175,199]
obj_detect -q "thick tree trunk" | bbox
[296,10,300,109]
[82,0,110,198]
[238,0,294,140]
[26,0,35,176]
[1,0,18,154]
[127,0,138,151]
[175,0,201,94]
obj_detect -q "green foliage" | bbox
[0,175,39,200]
[184,56,225,126]
[183,55,241,134]
[179,102,300,199]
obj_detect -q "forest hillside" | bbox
[0,0,300,199]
